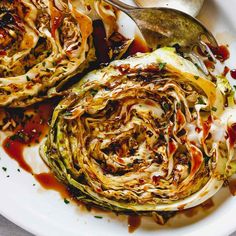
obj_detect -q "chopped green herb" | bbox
[94,216,103,219]
[127,163,133,168]
[233,85,236,91]
[204,155,210,165]
[2,167,7,172]
[33,184,36,186]
[26,76,30,81]
[46,51,51,56]
[90,89,98,96]
[6,175,10,178]
[10,132,28,142]
[17,169,20,172]
[194,76,199,80]
[64,198,70,204]
[194,63,201,69]
[212,107,217,112]
[162,103,170,112]
[42,62,46,66]
[64,111,72,116]
[159,62,167,70]
[176,102,181,109]
[187,162,191,172]
[197,97,206,105]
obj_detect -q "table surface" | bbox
[0,215,32,236]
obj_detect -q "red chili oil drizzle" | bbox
[51,7,63,38]
[92,20,111,64]
[92,20,149,65]
[229,179,236,196]
[34,172,69,199]
[230,69,236,80]
[202,116,212,139]
[227,123,236,148]
[222,66,230,77]
[195,127,202,133]
[168,139,177,156]
[3,102,54,172]
[3,135,32,172]
[128,215,142,233]
[204,59,215,70]
[125,36,150,56]
[207,44,230,62]
[189,144,203,174]
[0,50,6,56]
[2,101,70,197]
[2,101,69,197]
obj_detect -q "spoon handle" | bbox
[103,0,135,12]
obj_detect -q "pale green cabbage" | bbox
[40,47,235,212]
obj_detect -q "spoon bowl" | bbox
[103,0,218,74]
[104,0,217,51]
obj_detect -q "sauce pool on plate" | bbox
[128,215,142,233]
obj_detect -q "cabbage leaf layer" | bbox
[41,47,235,212]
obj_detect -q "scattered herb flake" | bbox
[10,132,28,142]
[90,89,98,96]
[64,198,70,204]
[17,169,20,172]
[233,85,236,91]
[64,111,72,116]
[159,62,167,70]
[94,216,103,219]
[194,63,201,69]
[127,163,133,168]
[204,155,210,165]
[162,103,170,112]
[197,97,206,105]
[194,76,199,80]
[26,75,30,81]
[212,107,217,112]
[2,167,7,172]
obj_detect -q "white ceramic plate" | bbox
[1,1,236,236]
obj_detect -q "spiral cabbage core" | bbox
[41,48,234,212]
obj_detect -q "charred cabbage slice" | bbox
[0,0,117,107]
[40,47,235,212]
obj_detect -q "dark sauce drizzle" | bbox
[230,69,236,80]
[128,216,142,233]
[2,100,69,198]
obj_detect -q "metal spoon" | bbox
[103,0,218,53]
